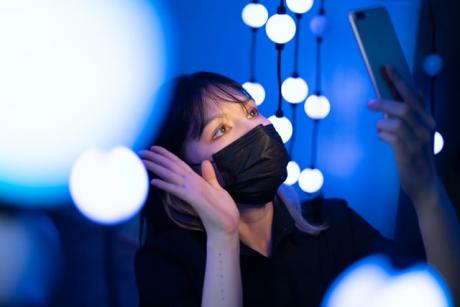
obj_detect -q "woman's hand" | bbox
[367,65,438,206]
[139,146,240,237]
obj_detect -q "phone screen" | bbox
[349,7,413,101]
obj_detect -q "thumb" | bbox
[201,160,221,189]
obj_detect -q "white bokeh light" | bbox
[268,115,293,143]
[241,2,269,28]
[69,146,149,225]
[305,94,331,119]
[286,0,314,14]
[265,13,296,44]
[298,168,324,193]
[0,0,166,205]
[282,76,309,104]
[243,81,266,106]
[323,256,453,307]
[284,161,301,185]
[434,131,444,155]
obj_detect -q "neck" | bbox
[238,201,274,257]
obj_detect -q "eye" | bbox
[247,107,259,119]
[212,125,230,140]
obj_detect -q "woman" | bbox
[135,69,460,307]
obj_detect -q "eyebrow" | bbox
[200,113,226,139]
[199,100,254,139]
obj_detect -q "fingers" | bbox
[376,118,418,153]
[377,130,406,156]
[201,160,221,189]
[384,65,421,108]
[368,99,435,141]
[150,146,192,171]
[142,159,184,185]
[139,149,183,175]
[151,179,186,199]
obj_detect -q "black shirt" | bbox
[135,196,416,307]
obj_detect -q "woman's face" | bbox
[184,97,271,164]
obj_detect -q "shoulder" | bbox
[301,196,351,226]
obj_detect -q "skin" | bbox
[139,67,460,306]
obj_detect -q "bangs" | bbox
[187,82,253,140]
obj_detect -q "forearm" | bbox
[413,178,460,304]
[201,234,243,307]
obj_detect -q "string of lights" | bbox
[241,0,330,194]
[423,0,444,155]
[241,0,269,106]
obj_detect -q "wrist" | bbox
[206,232,240,251]
[412,176,442,212]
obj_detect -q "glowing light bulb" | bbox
[286,0,314,14]
[434,131,444,155]
[298,168,324,193]
[268,115,293,143]
[243,81,266,106]
[241,3,269,28]
[265,13,296,44]
[310,14,328,36]
[69,146,149,225]
[282,76,309,104]
[0,0,166,206]
[423,53,443,77]
[305,94,331,119]
[284,161,301,185]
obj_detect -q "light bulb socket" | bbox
[316,37,323,43]
[276,109,284,117]
[249,77,256,82]
[296,13,303,20]
[292,72,299,78]
[319,8,325,16]
[251,27,258,33]
[276,43,285,51]
[277,5,287,14]
[315,89,321,95]
[251,0,259,3]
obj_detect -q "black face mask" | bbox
[190,124,289,206]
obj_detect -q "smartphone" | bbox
[349,7,413,101]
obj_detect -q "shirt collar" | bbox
[240,193,296,257]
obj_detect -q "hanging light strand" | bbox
[310,0,325,168]
[424,0,444,155]
[293,14,302,75]
[242,1,268,106]
[276,43,284,117]
[288,13,302,156]
[298,0,327,194]
[250,27,258,82]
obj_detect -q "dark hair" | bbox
[155,72,253,161]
